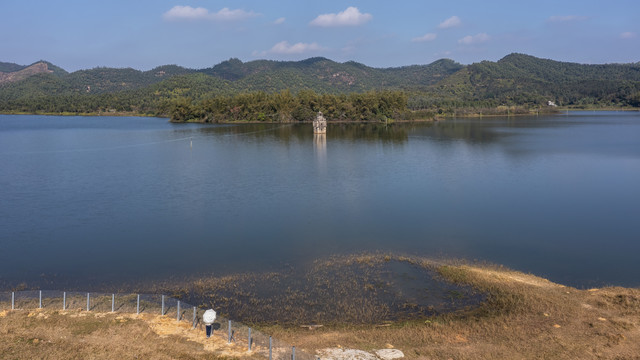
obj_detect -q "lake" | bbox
[0,112,639,289]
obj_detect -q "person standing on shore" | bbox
[203,309,216,338]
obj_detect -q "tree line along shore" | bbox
[0,88,565,123]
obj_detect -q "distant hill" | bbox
[0,61,67,85]
[0,57,465,115]
[0,61,27,73]
[1,54,639,115]
[194,57,464,93]
[0,61,191,93]
[63,65,193,94]
[0,57,463,94]
[436,53,640,105]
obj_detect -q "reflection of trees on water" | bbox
[193,123,409,144]
[328,123,409,143]
[409,121,506,144]
[190,116,572,148]
[409,116,567,145]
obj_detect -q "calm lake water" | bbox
[0,112,639,289]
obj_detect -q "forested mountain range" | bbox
[434,53,640,106]
[1,53,639,120]
[0,56,463,94]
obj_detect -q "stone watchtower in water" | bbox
[313,112,327,134]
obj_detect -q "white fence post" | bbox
[192,307,196,329]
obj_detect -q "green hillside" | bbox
[38,61,68,77]
[434,53,640,107]
[57,64,193,93]
[0,61,27,73]
[196,57,464,93]
[1,54,639,119]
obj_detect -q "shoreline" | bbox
[2,106,637,123]
[2,261,639,359]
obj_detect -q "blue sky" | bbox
[1,0,639,71]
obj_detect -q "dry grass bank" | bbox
[0,309,257,360]
[263,264,640,359]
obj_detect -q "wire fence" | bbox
[0,290,316,360]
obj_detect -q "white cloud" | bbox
[310,7,372,27]
[438,16,461,29]
[547,15,587,23]
[620,32,637,39]
[412,33,437,42]
[458,33,490,45]
[212,8,258,21]
[274,17,285,25]
[269,41,324,54]
[163,6,258,21]
[164,6,210,20]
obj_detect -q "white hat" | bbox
[203,309,217,325]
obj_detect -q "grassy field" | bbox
[2,260,640,359]
[0,308,263,359]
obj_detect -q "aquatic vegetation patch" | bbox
[152,254,484,325]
